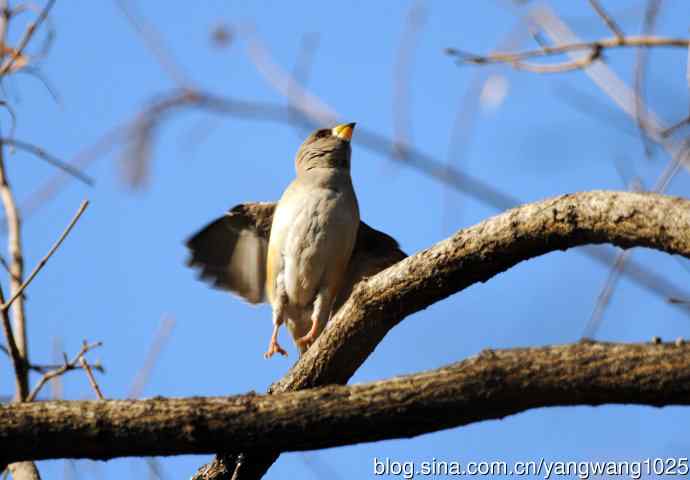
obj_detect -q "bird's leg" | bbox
[265,281,288,359]
[265,321,287,358]
[296,290,332,351]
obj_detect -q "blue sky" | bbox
[2,1,690,478]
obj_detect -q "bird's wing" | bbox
[186,201,406,308]
[333,221,407,312]
[186,202,275,304]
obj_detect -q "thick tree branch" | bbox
[224,189,690,479]
[1,341,689,461]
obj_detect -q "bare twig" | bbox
[633,0,662,159]
[242,26,336,125]
[113,0,192,89]
[1,137,94,185]
[2,200,89,311]
[0,0,56,76]
[530,6,668,139]
[445,35,688,71]
[17,122,126,222]
[0,101,16,140]
[508,45,602,73]
[661,115,690,138]
[392,1,427,160]
[26,340,102,402]
[127,315,175,399]
[0,340,103,373]
[582,249,632,339]
[288,32,319,136]
[79,354,104,400]
[16,66,61,105]
[587,0,625,40]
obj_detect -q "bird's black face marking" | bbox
[313,129,331,139]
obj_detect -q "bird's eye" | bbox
[315,129,330,138]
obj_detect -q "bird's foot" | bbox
[296,329,318,350]
[264,340,288,359]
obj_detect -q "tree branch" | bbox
[222,189,690,479]
[445,35,689,73]
[0,135,28,401]
[2,340,689,462]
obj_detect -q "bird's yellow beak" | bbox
[332,122,356,142]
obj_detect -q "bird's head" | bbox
[295,123,356,173]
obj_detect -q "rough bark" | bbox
[2,341,690,461]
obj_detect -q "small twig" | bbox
[113,0,192,89]
[0,0,55,76]
[1,137,93,185]
[2,200,89,312]
[392,1,427,160]
[0,101,16,140]
[288,32,320,136]
[26,340,102,402]
[0,281,26,399]
[633,0,663,159]
[660,115,690,137]
[587,0,625,41]
[16,122,127,224]
[445,35,689,72]
[0,342,103,374]
[127,315,175,399]
[241,25,337,125]
[79,353,104,400]
[17,66,61,105]
[0,341,103,373]
[509,45,602,73]
[35,359,103,374]
[11,2,57,60]
[583,144,687,338]
[582,249,632,339]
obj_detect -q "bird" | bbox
[186,123,405,358]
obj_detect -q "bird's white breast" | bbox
[269,173,359,307]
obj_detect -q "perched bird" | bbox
[186,124,405,358]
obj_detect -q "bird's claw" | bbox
[296,331,317,350]
[264,341,288,359]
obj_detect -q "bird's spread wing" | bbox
[186,203,275,304]
[334,221,407,311]
[186,202,406,308]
